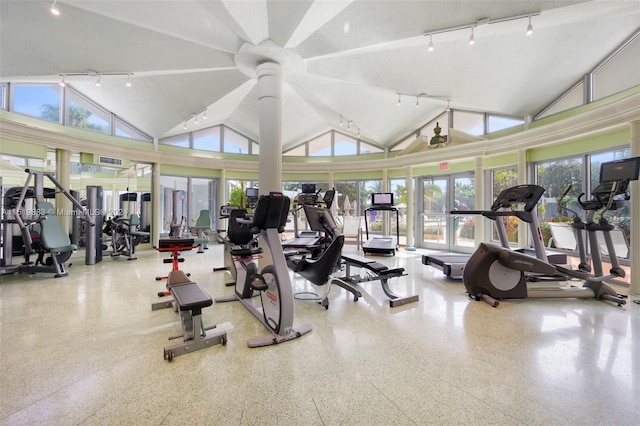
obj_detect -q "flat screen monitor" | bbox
[245,187,259,199]
[372,192,393,207]
[600,157,640,183]
[301,183,316,194]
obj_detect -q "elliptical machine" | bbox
[215,192,312,347]
[463,157,639,307]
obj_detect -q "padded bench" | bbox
[340,253,419,308]
[163,281,227,361]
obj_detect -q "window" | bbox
[223,127,249,154]
[0,84,6,110]
[489,167,519,244]
[226,179,258,208]
[488,115,523,133]
[360,142,383,154]
[452,110,484,136]
[66,90,110,134]
[193,126,221,151]
[389,178,407,242]
[284,144,306,156]
[12,84,61,123]
[535,157,583,224]
[334,133,357,156]
[159,134,190,148]
[593,34,640,101]
[537,82,584,119]
[391,133,418,152]
[308,133,332,156]
[115,117,152,142]
[160,176,188,234]
[251,141,259,155]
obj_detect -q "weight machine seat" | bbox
[35,202,77,253]
[188,210,213,252]
[128,214,150,238]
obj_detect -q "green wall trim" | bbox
[159,164,222,178]
[484,153,519,169]
[528,128,629,162]
[0,138,47,158]
[225,170,258,180]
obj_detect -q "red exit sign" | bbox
[439,162,449,171]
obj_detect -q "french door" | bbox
[417,173,476,252]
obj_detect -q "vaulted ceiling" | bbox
[1,1,638,150]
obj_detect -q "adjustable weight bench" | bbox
[163,279,227,362]
[340,254,419,307]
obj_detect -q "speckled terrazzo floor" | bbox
[0,243,638,425]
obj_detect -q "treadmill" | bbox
[363,193,399,256]
[422,184,550,278]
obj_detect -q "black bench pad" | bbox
[170,283,213,311]
[342,254,387,273]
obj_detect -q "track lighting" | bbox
[395,92,450,108]
[423,11,540,49]
[336,113,360,137]
[50,0,60,16]
[55,71,134,87]
[181,108,209,130]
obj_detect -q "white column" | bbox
[474,157,484,246]
[629,120,640,296]
[257,62,283,194]
[406,167,416,251]
[55,149,71,233]
[152,163,160,246]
